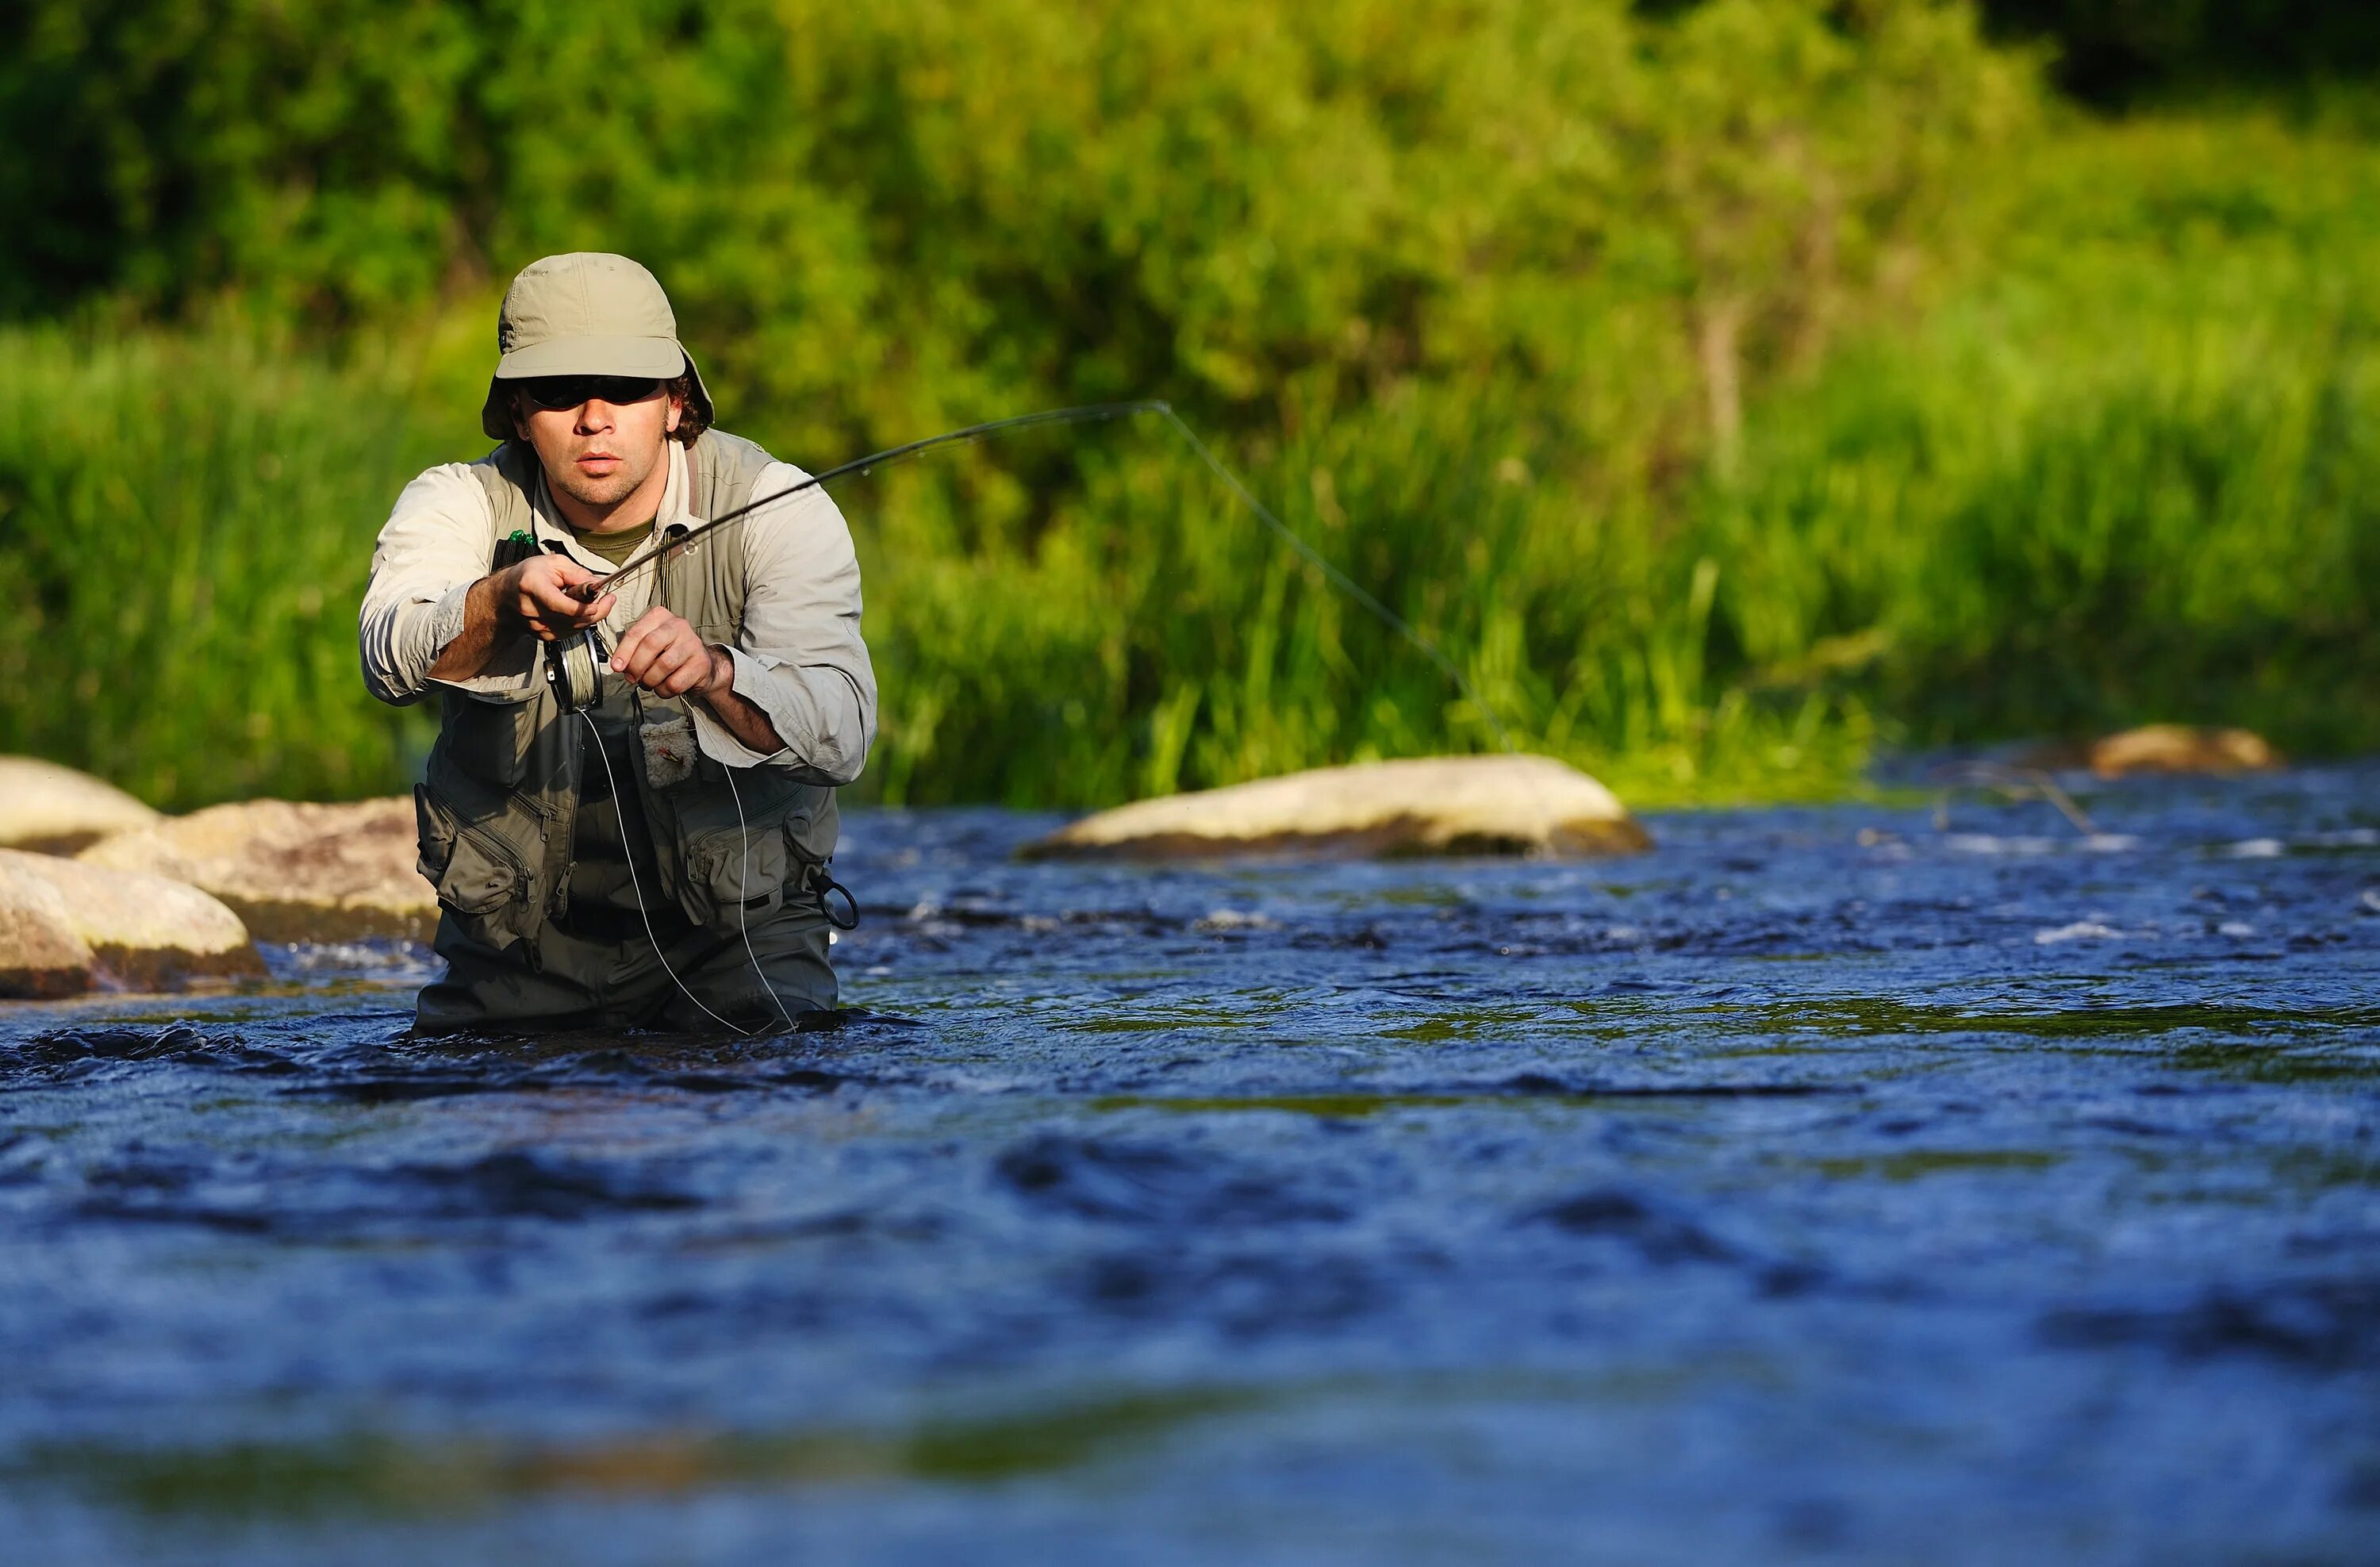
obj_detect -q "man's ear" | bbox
[665,392,684,436]
[509,392,532,443]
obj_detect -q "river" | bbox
[3,770,2376,1563]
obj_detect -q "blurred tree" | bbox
[1978,0,2380,104]
[0,0,2030,468]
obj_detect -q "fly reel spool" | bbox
[545,625,611,713]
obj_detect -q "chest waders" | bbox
[410,430,845,1031]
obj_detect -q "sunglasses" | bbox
[514,374,666,411]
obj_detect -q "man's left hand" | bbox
[609,608,728,701]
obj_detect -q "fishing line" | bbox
[1152,405,1516,755]
[560,398,1521,1031]
[574,706,754,1036]
[722,759,800,1035]
[546,622,610,712]
[566,401,1511,748]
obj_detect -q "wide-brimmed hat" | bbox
[479,252,716,440]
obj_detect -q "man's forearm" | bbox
[696,649,788,756]
[426,572,518,682]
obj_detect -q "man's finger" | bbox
[608,613,661,671]
[617,629,679,683]
[641,633,710,692]
[525,578,591,617]
[657,642,715,697]
[657,658,709,698]
[610,609,681,672]
[630,636,699,689]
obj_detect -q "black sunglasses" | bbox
[514,374,666,411]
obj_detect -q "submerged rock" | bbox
[0,857,94,998]
[0,849,262,991]
[0,756,162,855]
[1025,755,1651,861]
[79,798,433,943]
[2090,725,2282,779]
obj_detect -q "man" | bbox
[361,252,876,1033]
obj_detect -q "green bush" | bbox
[1,7,2372,812]
[1,0,2030,463]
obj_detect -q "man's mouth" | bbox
[577,451,621,471]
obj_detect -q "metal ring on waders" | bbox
[806,863,861,931]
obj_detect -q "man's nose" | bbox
[575,401,616,433]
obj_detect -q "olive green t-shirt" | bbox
[572,520,653,570]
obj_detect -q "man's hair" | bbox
[662,372,708,446]
[507,372,709,446]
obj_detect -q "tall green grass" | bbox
[1708,113,2380,755]
[2,112,2374,812]
[0,328,447,805]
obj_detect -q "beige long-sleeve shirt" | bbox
[359,440,876,784]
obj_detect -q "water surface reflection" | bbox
[3,770,2376,1561]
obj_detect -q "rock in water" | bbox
[0,850,262,991]
[0,756,162,855]
[0,857,94,998]
[1025,755,1652,861]
[2090,725,2282,779]
[79,798,434,943]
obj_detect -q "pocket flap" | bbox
[683,826,788,925]
[414,786,526,916]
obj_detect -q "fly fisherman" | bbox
[361,252,876,1032]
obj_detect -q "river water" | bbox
[2,770,2376,1563]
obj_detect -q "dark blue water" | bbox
[3,770,2377,1564]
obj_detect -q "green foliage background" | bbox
[0,1,2374,810]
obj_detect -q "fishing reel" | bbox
[545,624,611,713]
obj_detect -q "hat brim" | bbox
[478,339,716,440]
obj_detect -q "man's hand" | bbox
[610,607,729,700]
[610,609,787,754]
[428,554,618,682]
[501,555,616,642]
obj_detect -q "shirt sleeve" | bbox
[687,463,879,782]
[359,464,540,706]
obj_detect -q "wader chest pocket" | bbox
[414,786,526,916]
[681,827,788,928]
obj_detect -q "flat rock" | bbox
[2090,725,2281,779]
[1025,755,1652,861]
[0,849,262,992]
[79,798,434,943]
[0,756,162,855]
[0,857,94,999]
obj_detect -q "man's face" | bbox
[512,382,684,517]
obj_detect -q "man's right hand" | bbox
[497,555,616,642]
[428,551,618,683]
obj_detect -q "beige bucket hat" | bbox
[480,252,716,440]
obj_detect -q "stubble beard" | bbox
[549,447,657,513]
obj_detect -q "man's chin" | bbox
[551,471,644,510]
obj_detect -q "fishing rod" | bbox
[540,397,1517,1039]
[543,400,1157,710]
[543,398,1513,754]
[565,400,1163,606]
